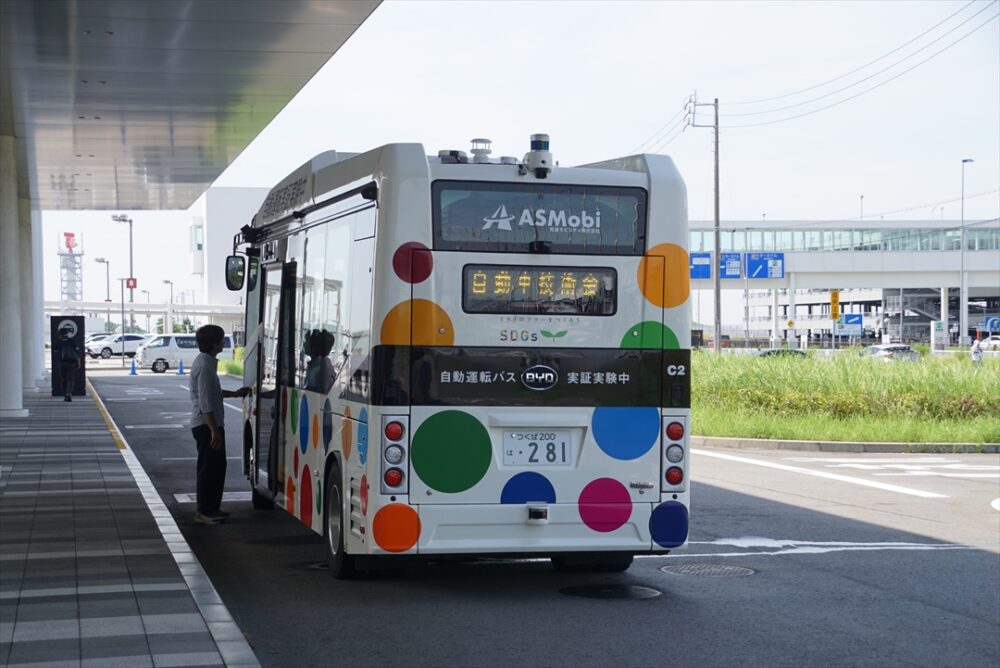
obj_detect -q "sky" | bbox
[43,0,1000,314]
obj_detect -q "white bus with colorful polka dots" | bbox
[226,135,691,577]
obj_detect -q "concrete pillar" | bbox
[0,135,28,417]
[31,202,44,381]
[940,287,948,330]
[19,198,40,391]
[771,288,780,346]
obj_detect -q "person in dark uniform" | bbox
[55,327,82,401]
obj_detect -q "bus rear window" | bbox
[432,181,647,255]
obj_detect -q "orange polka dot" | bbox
[311,414,319,449]
[638,243,689,308]
[380,300,455,346]
[372,504,421,553]
[341,407,353,461]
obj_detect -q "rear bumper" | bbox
[368,501,688,555]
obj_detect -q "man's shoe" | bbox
[64,396,71,402]
[195,513,222,525]
[211,510,231,518]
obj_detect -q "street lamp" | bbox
[112,214,134,332]
[141,289,150,333]
[117,278,127,366]
[94,257,111,332]
[859,194,864,221]
[163,279,174,334]
[960,158,974,345]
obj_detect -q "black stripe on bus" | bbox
[369,346,690,408]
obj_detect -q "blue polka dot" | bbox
[501,472,556,504]
[298,395,309,454]
[358,408,369,465]
[591,407,659,460]
[650,501,688,548]
[322,399,333,453]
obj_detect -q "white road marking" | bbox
[224,403,241,412]
[992,498,1000,512]
[178,384,189,390]
[173,491,252,504]
[162,457,240,461]
[785,457,999,479]
[105,398,148,402]
[647,537,975,558]
[693,448,948,498]
[124,425,184,430]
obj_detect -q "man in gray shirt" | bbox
[190,324,249,524]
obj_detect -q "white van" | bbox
[136,334,234,373]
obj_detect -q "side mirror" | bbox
[225,255,245,291]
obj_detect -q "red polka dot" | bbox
[300,468,313,529]
[578,478,632,532]
[392,242,433,283]
[360,475,368,516]
[293,449,299,475]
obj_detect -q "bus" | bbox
[225,135,691,577]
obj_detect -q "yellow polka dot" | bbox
[638,243,689,308]
[380,300,455,346]
[341,407,353,461]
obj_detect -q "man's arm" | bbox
[202,410,223,449]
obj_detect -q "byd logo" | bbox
[521,365,558,391]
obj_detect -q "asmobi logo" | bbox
[482,205,601,233]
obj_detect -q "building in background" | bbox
[188,187,268,342]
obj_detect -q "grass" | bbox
[220,359,243,376]
[691,351,1000,444]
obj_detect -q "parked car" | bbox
[980,335,1000,351]
[753,348,806,358]
[862,344,919,362]
[87,334,147,359]
[136,333,234,373]
[84,333,112,345]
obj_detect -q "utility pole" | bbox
[693,95,722,353]
[112,214,134,332]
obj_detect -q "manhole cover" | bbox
[306,562,329,571]
[559,584,662,600]
[660,564,756,577]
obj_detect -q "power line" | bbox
[648,120,689,153]
[722,11,999,129]
[629,95,691,154]
[723,0,997,118]
[727,0,979,106]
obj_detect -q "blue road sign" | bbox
[720,252,742,279]
[978,317,1000,331]
[746,252,785,279]
[690,252,712,279]
[844,314,863,326]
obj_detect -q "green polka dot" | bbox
[290,389,299,434]
[412,411,492,494]
[620,321,679,349]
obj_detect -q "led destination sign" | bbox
[463,264,616,316]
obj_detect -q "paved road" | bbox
[90,373,1000,668]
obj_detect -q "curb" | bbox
[690,435,999,454]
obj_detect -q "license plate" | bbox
[503,431,572,467]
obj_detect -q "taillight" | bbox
[666,421,684,441]
[385,421,404,441]
[384,445,404,465]
[384,468,404,487]
[381,416,409,494]
[662,415,687,491]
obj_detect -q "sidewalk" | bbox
[0,386,258,668]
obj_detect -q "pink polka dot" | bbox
[392,242,433,283]
[578,478,632,532]
[293,449,299,476]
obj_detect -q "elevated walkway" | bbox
[0,387,258,667]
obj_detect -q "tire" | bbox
[325,465,357,579]
[151,360,168,373]
[100,348,112,359]
[251,486,274,510]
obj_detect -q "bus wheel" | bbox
[551,553,633,573]
[251,486,274,510]
[593,554,634,573]
[325,465,357,579]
